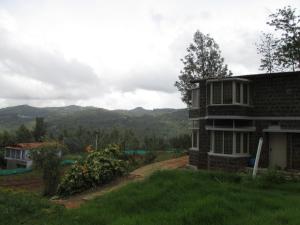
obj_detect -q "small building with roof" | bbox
[5,143,48,169]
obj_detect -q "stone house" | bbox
[189,71,300,171]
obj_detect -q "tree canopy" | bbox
[175,31,231,105]
[257,6,300,72]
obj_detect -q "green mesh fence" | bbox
[0,168,32,176]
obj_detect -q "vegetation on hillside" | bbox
[0,105,188,137]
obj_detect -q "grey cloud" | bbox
[220,30,261,74]
[117,65,179,93]
[0,27,104,101]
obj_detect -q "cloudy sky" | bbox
[0,0,299,109]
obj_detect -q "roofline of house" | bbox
[190,71,300,83]
[5,142,50,150]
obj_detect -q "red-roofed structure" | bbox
[4,142,60,169]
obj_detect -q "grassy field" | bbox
[1,169,300,225]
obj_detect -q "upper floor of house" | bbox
[189,71,300,119]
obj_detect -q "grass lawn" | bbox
[1,169,300,225]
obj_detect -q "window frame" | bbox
[207,80,250,106]
[191,130,199,150]
[210,131,250,156]
[191,87,200,109]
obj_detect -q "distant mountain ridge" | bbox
[0,105,188,138]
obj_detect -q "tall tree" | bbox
[256,33,279,73]
[175,30,232,105]
[257,6,300,72]
[16,124,33,143]
[33,117,47,142]
[268,6,300,71]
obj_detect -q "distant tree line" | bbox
[54,126,190,154]
[0,118,190,154]
[0,117,46,147]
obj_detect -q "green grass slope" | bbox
[1,170,300,225]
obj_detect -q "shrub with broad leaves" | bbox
[57,144,128,196]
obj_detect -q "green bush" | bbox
[57,144,128,196]
[256,169,287,188]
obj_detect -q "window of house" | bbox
[214,131,223,153]
[212,82,222,104]
[192,120,200,129]
[16,150,21,159]
[11,149,16,158]
[5,149,10,158]
[236,133,241,153]
[224,132,233,154]
[192,130,198,149]
[243,83,248,104]
[208,80,250,105]
[236,82,241,103]
[223,82,232,104]
[21,150,25,160]
[191,88,200,108]
[211,131,250,155]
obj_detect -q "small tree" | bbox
[30,143,65,196]
[33,117,47,142]
[16,124,33,143]
[256,33,279,73]
[267,6,300,71]
[257,6,300,72]
[175,30,232,105]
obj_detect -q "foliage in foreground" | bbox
[57,145,128,196]
[1,170,300,225]
[0,189,63,225]
[30,143,66,196]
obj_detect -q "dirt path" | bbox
[53,155,188,209]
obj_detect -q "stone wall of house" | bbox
[208,155,249,172]
[207,105,253,116]
[250,72,300,117]
[199,81,207,117]
[289,133,300,170]
[188,150,199,167]
[198,120,210,168]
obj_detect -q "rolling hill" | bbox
[0,105,189,138]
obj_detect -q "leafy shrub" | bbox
[57,144,128,196]
[257,169,287,188]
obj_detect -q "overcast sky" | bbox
[0,0,299,110]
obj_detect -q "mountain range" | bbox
[0,105,189,138]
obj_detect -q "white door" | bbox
[269,133,287,169]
